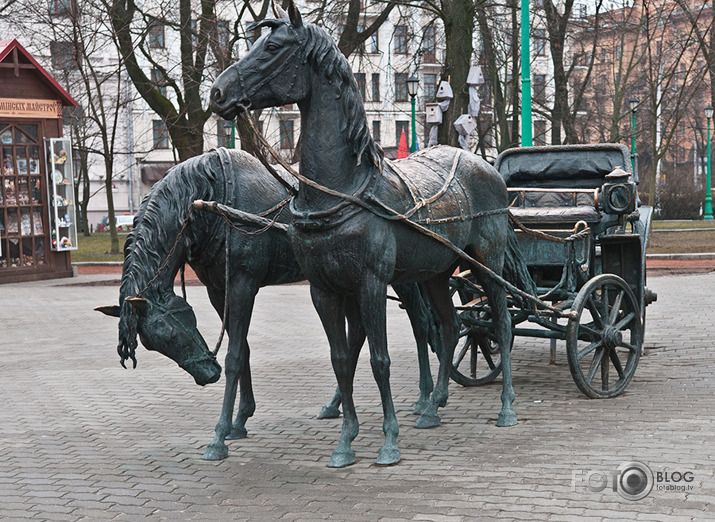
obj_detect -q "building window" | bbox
[153,120,169,149]
[423,26,436,63]
[371,73,380,101]
[394,25,408,55]
[372,120,381,143]
[49,0,72,16]
[217,120,234,148]
[370,31,379,53]
[533,74,546,104]
[50,41,78,70]
[396,120,410,147]
[533,29,546,57]
[148,19,165,49]
[279,120,294,149]
[424,73,437,102]
[151,68,167,97]
[579,4,587,17]
[355,73,366,100]
[395,73,408,102]
[534,120,547,146]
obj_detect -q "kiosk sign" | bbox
[0,98,63,119]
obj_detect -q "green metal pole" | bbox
[521,0,532,146]
[706,118,713,220]
[631,110,636,172]
[231,122,236,148]
[411,96,417,152]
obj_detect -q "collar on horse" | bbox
[290,170,377,231]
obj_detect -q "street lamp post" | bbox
[521,0,532,146]
[629,98,639,174]
[705,104,714,220]
[407,76,419,152]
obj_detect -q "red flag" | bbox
[396,129,408,159]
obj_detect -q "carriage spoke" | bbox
[601,355,609,391]
[586,296,605,329]
[453,339,470,367]
[480,342,496,370]
[613,311,636,331]
[608,290,625,325]
[586,346,605,384]
[576,340,603,361]
[617,341,637,353]
[609,349,625,379]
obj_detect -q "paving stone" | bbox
[0,274,713,519]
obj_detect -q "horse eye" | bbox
[266,42,280,52]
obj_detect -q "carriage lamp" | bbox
[407,76,419,152]
[629,98,639,174]
[705,104,713,220]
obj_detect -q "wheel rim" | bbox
[567,274,642,399]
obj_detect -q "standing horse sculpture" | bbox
[211,2,520,468]
[96,147,438,461]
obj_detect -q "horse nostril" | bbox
[212,87,225,105]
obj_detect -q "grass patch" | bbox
[652,220,715,230]
[71,232,127,263]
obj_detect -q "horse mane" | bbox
[302,23,384,170]
[119,151,222,302]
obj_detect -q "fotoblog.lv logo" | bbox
[572,461,654,501]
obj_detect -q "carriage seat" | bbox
[507,188,602,226]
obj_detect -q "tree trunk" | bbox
[438,0,475,148]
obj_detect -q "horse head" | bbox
[211,0,308,119]
[97,292,222,386]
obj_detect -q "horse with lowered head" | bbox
[97,147,438,461]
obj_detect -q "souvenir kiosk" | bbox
[0,39,78,284]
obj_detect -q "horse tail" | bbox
[502,224,537,300]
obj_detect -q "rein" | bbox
[240,114,564,315]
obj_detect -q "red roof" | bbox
[0,39,77,107]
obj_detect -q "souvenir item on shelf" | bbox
[60,236,71,248]
[53,170,63,184]
[54,150,67,164]
[33,211,43,235]
[20,213,31,236]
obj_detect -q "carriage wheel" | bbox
[450,327,504,386]
[567,274,642,399]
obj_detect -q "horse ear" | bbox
[95,305,121,318]
[125,296,148,313]
[287,0,302,28]
[272,0,289,19]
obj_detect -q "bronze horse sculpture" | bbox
[97,147,438,461]
[211,2,520,468]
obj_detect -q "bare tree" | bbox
[104,0,270,162]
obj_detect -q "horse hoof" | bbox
[376,446,400,466]
[415,412,441,429]
[202,443,229,461]
[327,449,355,468]
[497,411,518,427]
[412,399,429,415]
[317,405,341,419]
[226,426,247,440]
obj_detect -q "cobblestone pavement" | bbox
[0,272,713,521]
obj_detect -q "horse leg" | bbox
[393,283,434,415]
[203,282,257,460]
[311,285,361,468]
[227,340,255,439]
[481,276,517,426]
[358,279,400,466]
[317,306,366,419]
[415,274,459,429]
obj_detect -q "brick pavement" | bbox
[0,272,713,521]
